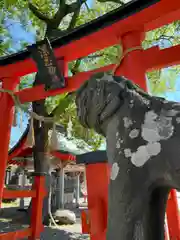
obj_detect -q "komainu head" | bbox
[75,72,129,135]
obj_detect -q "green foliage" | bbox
[147,69,178,96]
[46,93,70,115]
[143,21,180,49]
[144,21,180,96]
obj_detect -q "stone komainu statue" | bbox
[75,72,180,240]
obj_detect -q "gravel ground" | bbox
[0,205,90,240]
[41,226,89,240]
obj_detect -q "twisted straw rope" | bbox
[112,43,142,74]
[0,88,55,123]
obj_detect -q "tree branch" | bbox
[51,0,67,28]
[97,0,125,4]
[68,7,80,30]
[66,1,84,15]
[71,59,82,75]
[87,53,104,58]
[28,2,53,25]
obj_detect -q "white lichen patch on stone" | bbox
[157,116,174,140]
[96,87,100,96]
[111,162,119,180]
[129,129,139,139]
[129,110,174,167]
[130,141,162,167]
[164,99,169,103]
[131,145,150,167]
[116,139,121,149]
[141,127,160,143]
[141,110,174,143]
[145,110,157,122]
[123,117,133,128]
[176,117,180,124]
[129,100,134,108]
[146,142,161,157]
[141,97,150,106]
[124,148,132,158]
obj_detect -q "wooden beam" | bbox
[15,44,180,104]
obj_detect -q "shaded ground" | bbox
[0,205,89,240]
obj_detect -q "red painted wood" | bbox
[51,151,76,162]
[8,159,25,166]
[9,147,32,160]
[0,228,32,240]
[0,0,179,79]
[0,79,16,207]
[85,163,110,240]
[146,44,180,71]
[115,30,147,89]
[166,190,180,240]
[146,7,180,32]
[15,65,114,104]
[29,176,46,240]
[3,189,36,199]
[8,137,28,161]
[81,210,91,234]
[12,43,180,104]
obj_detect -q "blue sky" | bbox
[5,19,35,52]
[6,12,180,149]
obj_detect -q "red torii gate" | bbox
[0,0,180,239]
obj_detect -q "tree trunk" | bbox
[26,73,55,224]
[27,165,57,224]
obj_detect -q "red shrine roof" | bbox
[8,125,76,165]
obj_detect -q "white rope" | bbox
[112,42,142,74]
[0,88,55,123]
